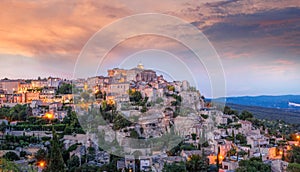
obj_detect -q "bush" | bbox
[287,163,300,172]
[201,114,209,119]
[68,144,78,152]
[3,151,20,161]
[20,151,27,157]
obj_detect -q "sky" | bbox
[0,0,300,97]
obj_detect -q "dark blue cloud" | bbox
[203,7,300,40]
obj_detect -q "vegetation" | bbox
[163,162,187,172]
[44,129,65,172]
[236,158,271,172]
[287,145,300,164]
[3,151,20,161]
[112,114,133,130]
[227,103,300,125]
[57,83,73,94]
[238,110,254,120]
[223,106,238,115]
[200,114,208,119]
[186,154,209,172]
[0,158,20,171]
[0,104,31,121]
[287,163,300,172]
[35,149,47,162]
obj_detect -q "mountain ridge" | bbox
[213,95,300,109]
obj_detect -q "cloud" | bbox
[0,0,300,96]
[0,0,131,57]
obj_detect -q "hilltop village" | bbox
[0,64,299,172]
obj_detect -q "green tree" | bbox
[223,106,238,115]
[20,151,27,157]
[3,151,20,161]
[239,111,253,120]
[162,162,187,172]
[287,163,300,172]
[191,133,197,141]
[0,158,20,171]
[57,83,73,94]
[67,155,80,170]
[216,146,220,171]
[227,148,237,157]
[35,149,47,161]
[44,129,65,172]
[236,134,247,144]
[0,121,7,133]
[236,158,271,172]
[186,154,209,172]
[287,145,300,163]
[130,130,139,139]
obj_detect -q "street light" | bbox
[44,112,54,120]
[39,161,45,168]
[38,160,46,169]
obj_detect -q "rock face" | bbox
[180,90,204,110]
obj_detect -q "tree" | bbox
[130,130,139,139]
[239,111,253,120]
[35,149,47,161]
[20,151,27,157]
[44,129,65,172]
[162,162,187,172]
[112,114,132,130]
[216,146,220,171]
[129,90,142,103]
[0,121,7,133]
[186,154,209,172]
[236,134,247,144]
[227,148,237,157]
[287,163,300,172]
[191,133,197,141]
[57,83,73,95]
[67,155,80,170]
[236,158,271,172]
[287,145,300,164]
[3,151,20,161]
[0,158,20,171]
[223,106,238,115]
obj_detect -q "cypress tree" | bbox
[45,128,65,172]
[216,146,220,171]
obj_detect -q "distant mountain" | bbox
[211,95,300,124]
[215,95,300,110]
[225,103,300,124]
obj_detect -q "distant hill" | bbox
[215,95,300,110]
[210,95,300,124]
[226,103,300,124]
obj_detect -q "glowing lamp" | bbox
[45,113,54,119]
[38,161,46,168]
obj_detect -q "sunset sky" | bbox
[1,0,300,97]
